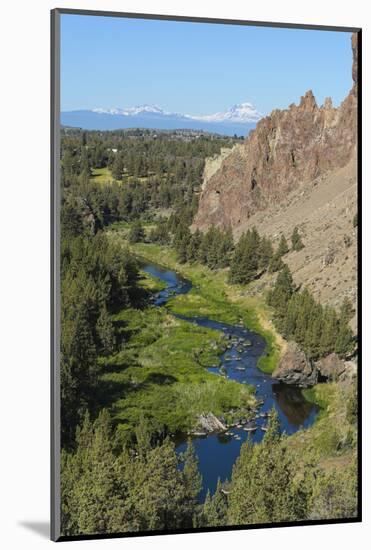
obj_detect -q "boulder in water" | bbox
[193,412,227,434]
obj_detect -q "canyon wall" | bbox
[193,34,358,233]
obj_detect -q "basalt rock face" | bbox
[316,353,357,383]
[273,342,317,387]
[193,34,358,233]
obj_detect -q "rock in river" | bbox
[193,412,227,434]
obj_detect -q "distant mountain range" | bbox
[61,102,262,136]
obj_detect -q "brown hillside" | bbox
[192,33,358,327]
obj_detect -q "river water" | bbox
[142,261,318,499]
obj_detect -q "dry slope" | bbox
[192,33,358,329]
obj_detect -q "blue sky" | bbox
[61,14,353,116]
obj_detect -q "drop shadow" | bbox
[18,521,50,539]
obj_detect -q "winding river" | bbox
[142,261,318,500]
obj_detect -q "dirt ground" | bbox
[235,158,358,332]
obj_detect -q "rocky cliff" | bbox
[193,34,358,324]
[193,33,358,233]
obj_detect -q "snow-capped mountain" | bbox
[92,102,261,123]
[92,104,173,116]
[61,102,262,136]
[188,103,262,123]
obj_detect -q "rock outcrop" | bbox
[316,353,357,383]
[273,347,357,388]
[273,342,317,387]
[193,33,358,233]
[192,412,227,435]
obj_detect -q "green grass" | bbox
[99,306,255,441]
[116,241,283,373]
[90,166,116,184]
[289,382,357,460]
[138,270,167,293]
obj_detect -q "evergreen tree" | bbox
[277,234,289,256]
[197,228,214,265]
[181,441,202,526]
[319,307,339,357]
[305,303,324,358]
[229,230,259,284]
[267,265,294,324]
[292,289,316,348]
[129,220,145,243]
[61,410,128,535]
[111,153,124,180]
[96,306,116,355]
[201,479,228,527]
[258,236,273,271]
[291,226,304,251]
[186,230,202,262]
[268,250,284,273]
[228,410,309,524]
[335,316,354,357]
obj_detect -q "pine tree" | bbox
[228,409,309,525]
[96,306,116,355]
[267,265,294,316]
[129,220,145,243]
[268,250,284,273]
[306,303,324,358]
[339,298,354,324]
[186,230,202,262]
[277,234,289,256]
[291,226,304,251]
[181,440,202,526]
[201,479,228,527]
[111,153,124,180]
[319,307,339,357]
[292,289,316,348]
[335,322,354,358]
[259,236,273,271]
[178,237,189,264]
[197,228,214,265]
[229,231,259,284]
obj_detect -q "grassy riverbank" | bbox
[98,256,256,442]
[113,239,283,374]
[286,381,357,477]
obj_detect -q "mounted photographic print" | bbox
[51,9,361,541]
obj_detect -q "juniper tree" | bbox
[291,226,304,251]
[267,265,294,314]
[229,230,259,284]
[111,153,124,180]
[129,220,145,243]
[201,479,228,527]
[228,410,309,524]
[277,234,289,256]
[181,441,202,526]
[319,307,339,357]
[268,250,285,273]
[258,236,274,271]
[96,305,116,355]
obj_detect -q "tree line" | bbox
[141,214,305,285]
[61,129,235,226]
[61,407,357,536]
[267,265,355,359]
[61,205,141,447]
